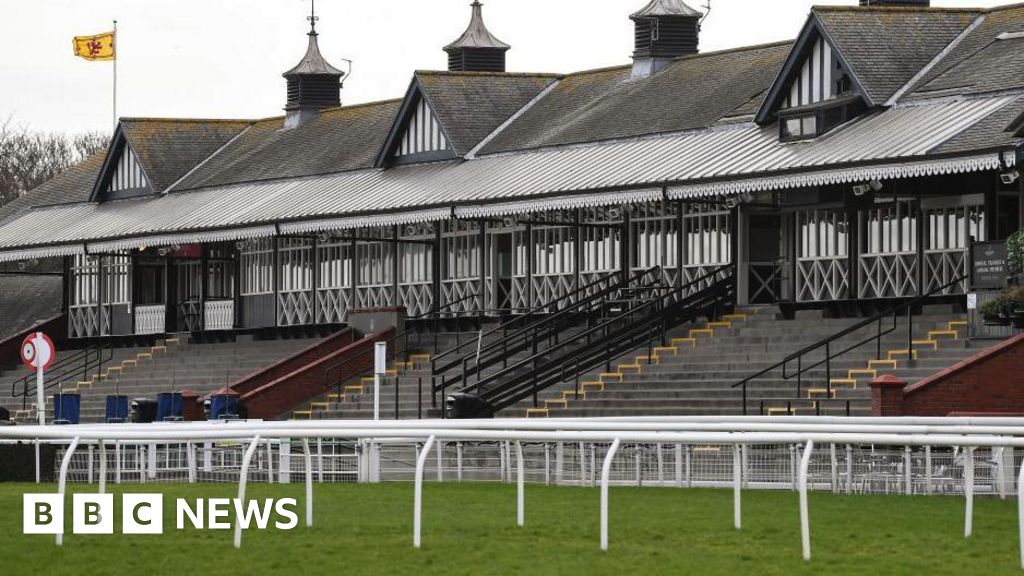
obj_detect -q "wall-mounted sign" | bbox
[972,241,1008,290]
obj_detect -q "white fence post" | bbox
[98,441,107,494]
[600,438,622,551]
[303,438,313,528]
[799,440,815,561]
[233,436,261,549]
[965,446,975,539]
[674,444,683,488]
[413,435,436,549]
[186,442,197,484]
[734,444,742,530]
[516,441,525,527]
[55,436,81,547]
[279,439,291,484]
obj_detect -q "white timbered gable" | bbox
[396,98,451,158]
[108,145,149,194]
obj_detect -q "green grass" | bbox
[0,482,1020,575]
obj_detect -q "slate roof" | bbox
[0,153,105,224]
[813,6,981,105]
[480,42,792,155]
[0,274,62,340]
[120,119,250,192]
[908,3,1024,98]
[174,100,401,191]
[415,71,559,155]
[631,0,703,19]
[444,1,510,51]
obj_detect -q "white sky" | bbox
[0,0,1014,134]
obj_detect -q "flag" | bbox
[73,32,116,61]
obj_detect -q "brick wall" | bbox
[238,329,395,419]
[871,333,1024,416]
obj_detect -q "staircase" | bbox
[527,305,987,418]
[6,335,322,424]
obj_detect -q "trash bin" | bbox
[208,393,241,421]
[156,393,184,421]
[129,398,158,424]
[53,393,81,425]
[105,395,129,423]
[445,393,495,419]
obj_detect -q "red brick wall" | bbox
[874,333,1024,416]
[239,329,394,419]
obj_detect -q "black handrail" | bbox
[455,265,735,412]
[11,344,113,410]
[732,275,966,415]
[432,267,663,394]
[430,268,652,369]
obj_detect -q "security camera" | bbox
[725,197,740,209]
[869,179,884,193]
[1001,170,1020,185]
[502,217,517,228]
[852,184,871,197]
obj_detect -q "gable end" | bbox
[374,79,457,168]
[90,127,154,202]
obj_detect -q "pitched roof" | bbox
[174,100,401,191]
[934,94,1024,154]
[415,71,559,155]
[0,153,105,223]
[0,274,62,340]
[284,31,345,77]
[909,4,1024,98]
[480,42,792,154]
[812,5,981,105]
[119,119,251,192]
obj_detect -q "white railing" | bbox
[204,300,234,331]
[134,305,166,335]
[10,416,1024,562]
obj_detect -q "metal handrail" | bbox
[458,265,735,412]
[430,268,655,368]
[433,267,663,393]
[732,275,967,415]
[11,344,113,409]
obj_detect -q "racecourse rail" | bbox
[4,416,1024,565]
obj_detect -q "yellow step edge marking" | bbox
[912,340,939,349]
[309,402,330,410]
[807,388,838,399]
[292,411,312,419]
[581,382,605,392]
[947,320,968,328]
[868,359,898,368]
[689,329,714,337]
[848,369,877,377]
[887,350,919,360]
[545,399,568,408]
[599,373,623,382]
[653,347,678,355]
[360,377,376,383]
[706,322,731,329]
[830,379,858,388]
[671,338,697,347]
[618,364,642,373]
[767,408,793,416]
[930,330,960,339]
[562,390,585,400]
[526,409,549,418]
[344,385,365,394]
[722,314,747,321]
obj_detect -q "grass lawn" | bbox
[0,482,1019,575]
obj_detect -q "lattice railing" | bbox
[859,253,919,299]
[797,257,850,302]
[356,284,394,310]
[924,249,968,296]
[399,282,434,318]
[69,306,101,339]
[441,279,480,316]
[277,291,313,326]
[317,288,352,324]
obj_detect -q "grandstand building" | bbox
[2,0,1024,422]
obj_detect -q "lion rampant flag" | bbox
[73,31,116,61]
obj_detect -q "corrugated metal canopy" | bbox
[0,94,1018,256]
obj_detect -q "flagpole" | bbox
[113,20,117,131]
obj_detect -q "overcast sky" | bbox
[0,0,1013,134]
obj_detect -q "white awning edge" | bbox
[455,188,663,219]
[278,208,454,235]
[669,154,1008,200]
[86,225,279,253]
[0,244,84,263]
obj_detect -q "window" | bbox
[240,239,274,296]
[782,115,817,141]
[779,97,865,143]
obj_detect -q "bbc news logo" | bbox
[24,494,299,535]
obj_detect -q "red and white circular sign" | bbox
[21,332,55,372]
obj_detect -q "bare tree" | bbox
[0,117,110,209]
